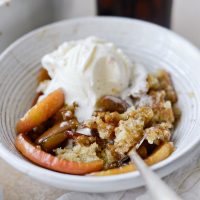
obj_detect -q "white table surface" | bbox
[0,158,65,200]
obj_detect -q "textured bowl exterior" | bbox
[0,17,200,193]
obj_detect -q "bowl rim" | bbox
[0,16,200,183]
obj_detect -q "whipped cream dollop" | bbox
[39,37,147,121]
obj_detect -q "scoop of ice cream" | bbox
[39,37,147,121]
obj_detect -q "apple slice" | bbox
[91,142,174,176]
[16,89,65,133]
[16,133,103,174]
[35,120,78,144]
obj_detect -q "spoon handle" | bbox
[130,150,182,200]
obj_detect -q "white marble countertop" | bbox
[1,147,200,200]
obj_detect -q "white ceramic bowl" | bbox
[0,17,200,193]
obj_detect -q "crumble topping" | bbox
[35,69,178,169]
[55,142,100,163]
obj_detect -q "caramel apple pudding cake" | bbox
[15,37,180,175]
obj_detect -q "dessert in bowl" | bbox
[0,17,200,192]
[16,36,178,175]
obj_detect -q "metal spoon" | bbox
[129,149,182,200]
